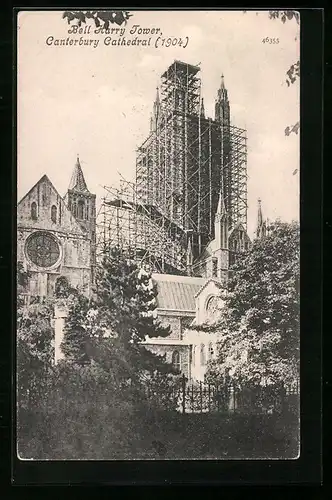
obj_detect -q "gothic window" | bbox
[212,258,218,277]
[77,200,85,220]
[26,231,60,268]
[172,350,181,372]
[234,240,238,251]
[71,202,76,218]
[31,202,37,220]
[86,201,89,220]
[200,344,206,366]
[51,205,57,223]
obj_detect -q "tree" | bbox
[62,10,131,29]
[61,247,174,383]
[16,250,181,459]
[206,221,300,391]
[17,299,55,407]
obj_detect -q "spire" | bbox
[151,87,161,132]
[221,74,225,89]
[186,234,193,274]
[256,198,266,238]
[215,187,227,221]
[218,73,228,98]
[153,87,160,113]
[214,187,229,251]
[68,155,89,193]
[200,98,205,117]
[215,72,230,124]
[257,198,263,227]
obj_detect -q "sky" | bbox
[17,10,300,238]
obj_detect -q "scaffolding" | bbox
[97,60,248,275]
[97,179,188,274]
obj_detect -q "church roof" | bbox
[152,273,206,312]
[228,221,249,239]
[68,156,90,193]
[193,278,224,298]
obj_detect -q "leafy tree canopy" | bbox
[60,247,174,382]
[206,221,300,389]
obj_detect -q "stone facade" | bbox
[17,158,96,364]
[17,158,96,300]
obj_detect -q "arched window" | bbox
[71,202,76,217]
[200,344,206,366]
[31,202,37,220]
[77,200,85,220]
[51,205,57,223]
[208,342,214,359]
[172,350,181,372]
[234,240,238,251]
[86,201,89,220]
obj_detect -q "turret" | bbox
[150,87,161,132]
[215,74,230,126]
[212,189,229,282]
[186,232,193,276]
[214,189,229,250]
[200,98,205,118]
[65,155,96,285]
[256,198,267,239]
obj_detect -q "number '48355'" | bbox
[262,37,279,44]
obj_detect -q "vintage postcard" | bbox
[16,9,300,461]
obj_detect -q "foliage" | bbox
[267,10,300,138]
[141,370,182,412]
[268,10,300,24]
[285,122,300,137]
[62,10,132,29]
[286,61,300,87]
[17,246,183,459]
[60,247,173,382]
[17,299,54,410]
[206,221,300,392]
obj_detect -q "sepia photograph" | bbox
[16,9,300,461]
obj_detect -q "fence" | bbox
[175,375,299,414]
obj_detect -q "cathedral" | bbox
[17,59,267,381]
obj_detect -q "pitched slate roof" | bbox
[152,273,207,312]
[68,156,90,193]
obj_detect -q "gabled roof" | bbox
[194,278,224,299]
[18,174,55,205]
[17,174,86,235]
[229,221,250,239]
[152,273,206,312]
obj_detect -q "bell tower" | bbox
[65,155,96,284]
